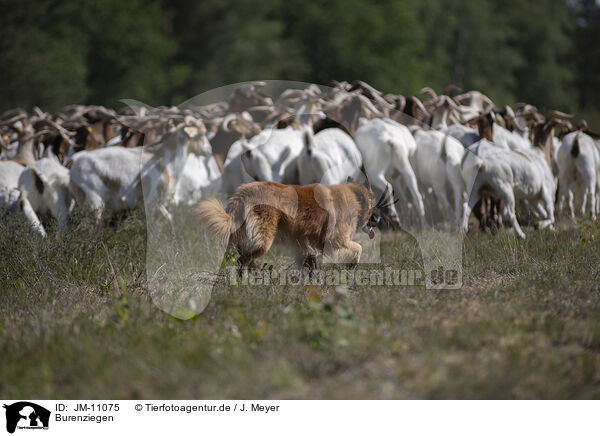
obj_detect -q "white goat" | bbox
[297,128,363,185]
[353,117,426,226]
[222,126,304,194]
[492,123,532,151]
[173,154,222,206]
[69,117,210,229]
[493,118,559,221]
[556,131,600,220]
[460,138,556,238]
[410,129,466,225]
[18,157,73,232]
[0,187,46,237]
[0,161,25,190]
[445,124,479,148]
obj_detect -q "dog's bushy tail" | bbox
[196,198,236,244]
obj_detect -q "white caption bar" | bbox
[0,400,597,435]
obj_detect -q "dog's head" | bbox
[346,179,378,240]
[364,184,399,238]
[350,175,401,238]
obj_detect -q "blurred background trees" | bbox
[0,0,598,124]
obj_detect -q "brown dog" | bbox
[196,181,378,272]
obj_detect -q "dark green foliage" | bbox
[417,0,523,104]
[277,0,427,93]
[0,0,598,122]
[573,0,600,114]
[0,0,89,111]
[503,0,575,110]
[81,0,175,108]
[165,0,309,102]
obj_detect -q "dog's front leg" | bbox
[301,254,318,271]
[293,252,319,282]
[335,240,362,268]
[294,250,319,277]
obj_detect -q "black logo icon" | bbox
[3,402,50,433]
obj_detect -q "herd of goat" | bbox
[1,81,599,239]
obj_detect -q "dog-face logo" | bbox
[3,402,50,434]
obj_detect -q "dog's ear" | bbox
[364,174,373,195]
[358,165,373,194]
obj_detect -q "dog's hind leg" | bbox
[294,252,319,282]
[237,218,278,278]
[238,253,259,278]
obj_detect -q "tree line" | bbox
[1,0,598,125]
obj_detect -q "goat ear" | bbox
[28,166,47,195]
[277,147,291,163]
[356,165,372,193]
[302,127,313,149]
[240,135,252,152]
[240,150,255,179]
[477,111,494,142]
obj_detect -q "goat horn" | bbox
[412,96,429,116]
[0,112,27,128]
[515,103,538,114]
[442,95,460,110]
[419,87,437,99]
[546,110,573,119]
[502,105,517,119]
[356,94,384,117]
[34,119,76,138]
[221,113,238,132]
[22,129,52,142]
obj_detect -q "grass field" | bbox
[1,208,599,399]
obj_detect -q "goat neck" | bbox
[477,112,494,142]
[149,130,191,178]
[402,96,428,128]
[532,119,558,168]
[13,134,38,165]
[429,96,455,130]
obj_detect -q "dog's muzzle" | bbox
[362,224,376,240]
[362,214,380,239]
